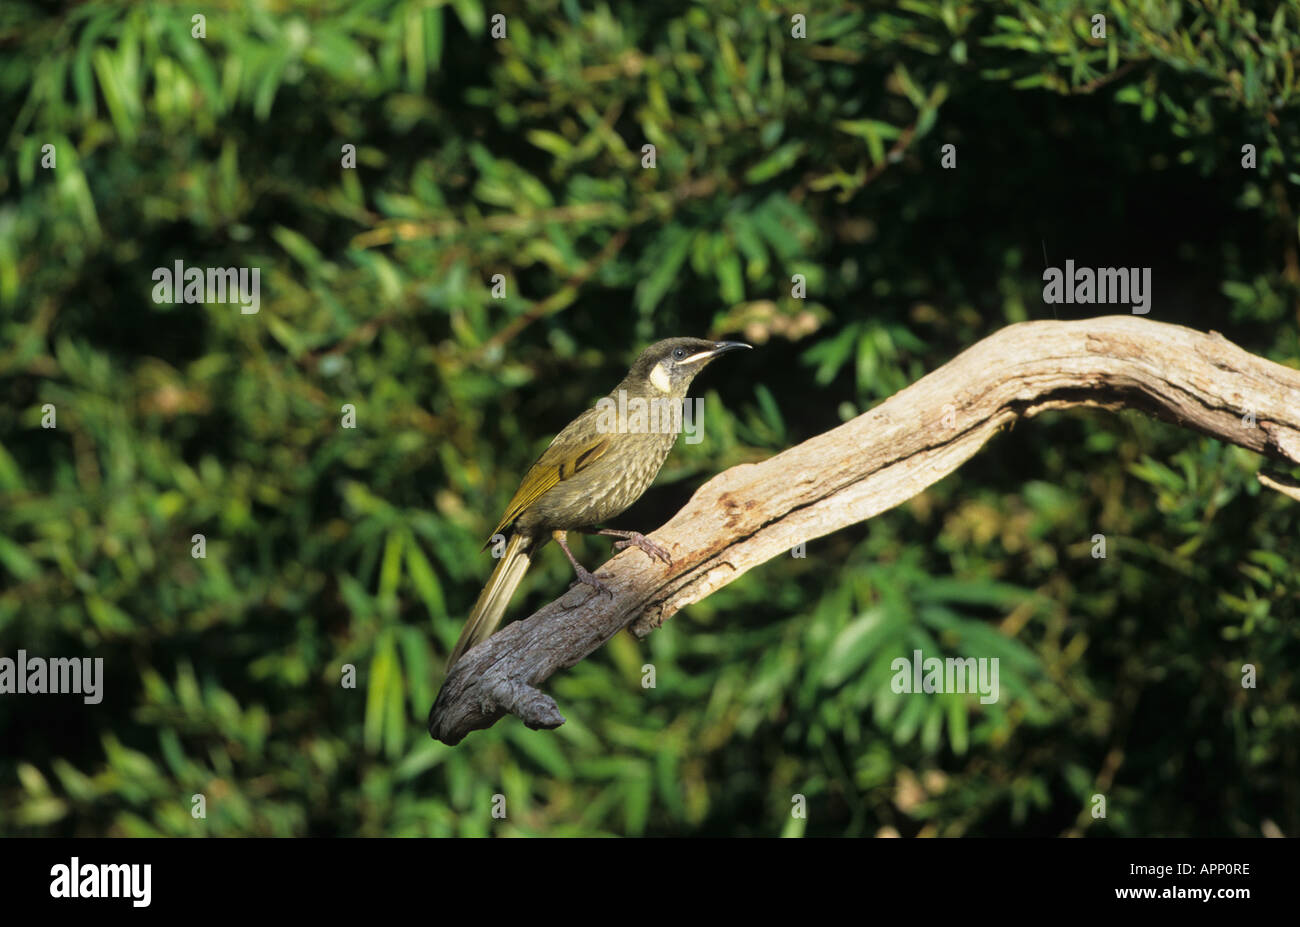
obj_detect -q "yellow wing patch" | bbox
[484,435,610,545]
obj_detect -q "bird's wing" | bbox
[485,429,610,543]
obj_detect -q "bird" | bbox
[446,337,752,668]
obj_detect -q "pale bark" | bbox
[429,316,1300,745]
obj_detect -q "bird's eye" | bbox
[672,347,686,360]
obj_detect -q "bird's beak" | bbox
[680,341,753,365]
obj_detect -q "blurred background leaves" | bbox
[0,0,1297,836]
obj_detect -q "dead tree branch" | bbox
[429,316,1300,744]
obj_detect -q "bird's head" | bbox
[623,337,752,398]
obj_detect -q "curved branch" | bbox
[429,316,1300,744]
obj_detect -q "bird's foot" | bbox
[614,532,673,566]
[569,565,613,598]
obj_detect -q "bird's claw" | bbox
[614,532,673,566]
[570,566,613,598]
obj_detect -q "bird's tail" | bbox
[447,532,534,669]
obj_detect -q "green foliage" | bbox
[1,0,1297,836]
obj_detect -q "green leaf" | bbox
[405,541,448,622]
[744,141,806,184]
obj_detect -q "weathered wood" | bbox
[429,316,1300,744]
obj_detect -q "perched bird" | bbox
[447,337,751,668]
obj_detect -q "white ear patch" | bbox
[649,360,672,393]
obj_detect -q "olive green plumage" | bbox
[447,337,751,668]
